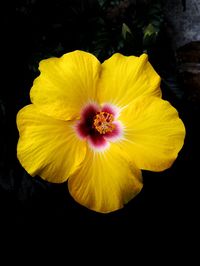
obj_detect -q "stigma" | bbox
[93,112,115,134]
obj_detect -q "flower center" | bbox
[93,112,115,134]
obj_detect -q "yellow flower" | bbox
[17,51,185,213]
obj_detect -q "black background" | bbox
[0,0,197,260]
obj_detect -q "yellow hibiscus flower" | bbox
[17,50,185,213]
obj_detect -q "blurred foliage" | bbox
[14,0,164,70]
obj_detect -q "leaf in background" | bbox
[97,0,108,8]
[122,22,133,40]
[143,23,158,47]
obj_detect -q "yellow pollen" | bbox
[93,112,115,134]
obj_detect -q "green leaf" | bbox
[122,23,133,40]
[143,23,158,47]
[144,23,158,37]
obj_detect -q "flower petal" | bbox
[30,51,101,120]
[119,96,185,171]
[17,104,86,182]
[98,53,161,107]
[68,146,143,213]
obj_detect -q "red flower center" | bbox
[75,103,122,150]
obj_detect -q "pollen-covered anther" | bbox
[93,112,115,134]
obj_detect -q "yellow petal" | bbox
[30,50,101,120]
[17,104,86,182]
[119,96,185,171]
[68,146,143,213]
[97,53,161,107]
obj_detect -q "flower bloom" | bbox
[17,51,185,213]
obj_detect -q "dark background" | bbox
[0,0,198,260]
